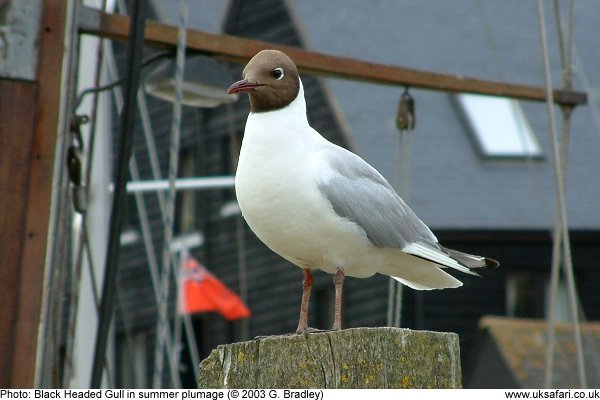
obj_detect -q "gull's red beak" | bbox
[227,79,261,94]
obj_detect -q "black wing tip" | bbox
[467,257,499,279]
[484,257,500,268]
[441,246,500,270]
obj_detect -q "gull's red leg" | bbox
[332,267,345,331]
[296,269,313,334]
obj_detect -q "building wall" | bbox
[108,0,600,387]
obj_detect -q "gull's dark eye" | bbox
[271,67,284,80]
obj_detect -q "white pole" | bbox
[122,176,235,193]
[69,20,113,388]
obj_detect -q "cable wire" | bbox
[75,50,172,111]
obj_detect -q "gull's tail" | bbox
[442,247,500,270]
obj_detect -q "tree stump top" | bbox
[198,327,461,389]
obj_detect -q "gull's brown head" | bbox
[227,49,300,113]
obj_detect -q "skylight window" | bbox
[458,93,542,158]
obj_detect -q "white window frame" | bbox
[458,93,543,158]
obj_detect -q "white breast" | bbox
[234,99,378,277]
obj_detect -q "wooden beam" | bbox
[79,6,587,107]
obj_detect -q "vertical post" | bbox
[0,0,70,387]
[0,80,39,388]
[90,0,147,388]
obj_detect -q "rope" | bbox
[399,131,412,205]
[544,0,588,389]
[544,0,571,384]
[544,0,571,388]
[572,46,600,138]
[237,184,250,340]
[137,89,167,212]
[536,0,587,388]
[103,38,182,386]
[90,0,147,387]
[553,0,574,86]
[396,130,412,328]
[387,114,413,327]
[545,106,573,389]
[105,17,200,386]
[225,101,250,340]
[386,278,395,327]
[182,312,202,379]
[153,0,188,388]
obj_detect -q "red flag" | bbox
[178,257,251,320]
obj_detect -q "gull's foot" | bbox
[254,333,296,340]
[296,326,346,335]
[255,326,339,339]
[295,327,328,335]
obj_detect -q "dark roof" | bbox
[465,316,600,388]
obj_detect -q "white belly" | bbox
[235,151,377,278]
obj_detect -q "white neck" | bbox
[248,78,308,128]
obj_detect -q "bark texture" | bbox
[198,327,461,388]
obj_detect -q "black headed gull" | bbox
[228,49,499,334]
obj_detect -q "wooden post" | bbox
[0,79,39,388]
[0,0,70,387]
[198,327,462,389]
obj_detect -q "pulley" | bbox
[67,114,89,213]
[396,87,415,132]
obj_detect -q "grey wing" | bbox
[317,146,481,276]
[317,147,438,250]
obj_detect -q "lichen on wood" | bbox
[198,327,461,389]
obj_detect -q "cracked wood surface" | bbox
[198,327,461,388]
